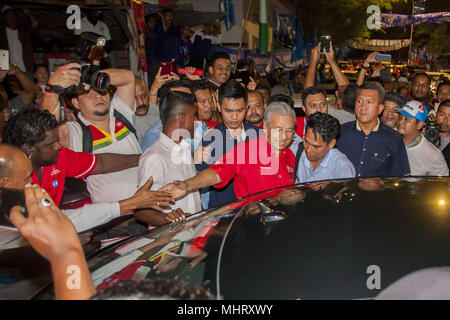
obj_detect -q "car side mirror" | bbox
[258,200,286,225]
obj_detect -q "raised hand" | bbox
[9,184,82,262]
[247,77,257,91]
[48,62,83,89]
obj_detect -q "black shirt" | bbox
[336,120,410,178]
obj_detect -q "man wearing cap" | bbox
[336,82,410,178]
[380,92,406,130]
[396,100,448,176]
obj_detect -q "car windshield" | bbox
[84,177,450,299]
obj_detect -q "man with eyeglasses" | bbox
[161,101,296,203]
[195,80,259,209]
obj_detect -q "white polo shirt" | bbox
[407,135,449,176]
[138,132,202,218]
[66,94,141,203]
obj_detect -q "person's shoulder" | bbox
[340,120,357,133]
[243,122,260,131]
[331,148,352,163]
[421,136,444,155]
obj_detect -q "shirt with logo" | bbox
[31,147,97,206]
[210,134,295,199]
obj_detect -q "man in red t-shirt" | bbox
[2,109,142,206]
[161,101,296,203]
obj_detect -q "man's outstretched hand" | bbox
[130,177,175,212]
[159,180,188,200]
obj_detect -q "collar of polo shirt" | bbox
[356,118,380,133]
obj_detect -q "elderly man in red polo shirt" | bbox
[161,101,296,208]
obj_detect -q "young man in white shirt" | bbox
[396,100,449,176]
[136,91,202,227]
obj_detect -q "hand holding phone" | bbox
[375,54,391,62]
[0,50,9,71]
[320,36,331,53]
[161,60,176,76]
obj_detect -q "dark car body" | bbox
[1,177,449,299]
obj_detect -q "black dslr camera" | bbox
[424,120,441,144]
[65,32,110,94]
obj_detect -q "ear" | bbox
[417,121,425,131]
[328,139,336,149]
[71,97,81,111]
[208,66,214,75]
[301,105,306,113]
[22,144,34,158]
[378,103,384,116]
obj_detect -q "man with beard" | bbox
[0,143,174,235]
[40,63,140,204]
[134,76,160,143]
[408,72,432,111]
[380,92,405,130]
[1,110,171,218]
[245,90,265,128]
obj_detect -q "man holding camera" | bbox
[395,100,448,176]
[41,62,140,204]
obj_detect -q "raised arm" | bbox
[357,52,378,86]
[323,42,349,87]
[8,64,36,106]
[90,153,140,175]
[10,185,95,300]
[304,44,321,88]
[41,62,82,121]
[101,68,135,110]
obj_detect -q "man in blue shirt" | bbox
[336,82,410,178]
[196,79,259,209]
[297,112,355,183]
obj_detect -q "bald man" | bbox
[0,144,174,236]
[0,144,33,189]
[0,144,32,249]
[134,76,160,142]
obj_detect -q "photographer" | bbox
[40,57,140,204]
[395,101,448,176]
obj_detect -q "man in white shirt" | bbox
[396,100,448,176]
[136,91,202,227]
[74,10,111,40]
[40,63,141,204]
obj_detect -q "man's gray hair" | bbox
[264,101,296,126]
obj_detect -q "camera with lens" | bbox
[424,120,441,144]
[65,32,110,94]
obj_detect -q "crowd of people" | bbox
[0,5,450,300]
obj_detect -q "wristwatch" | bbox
[45,84,65,94]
